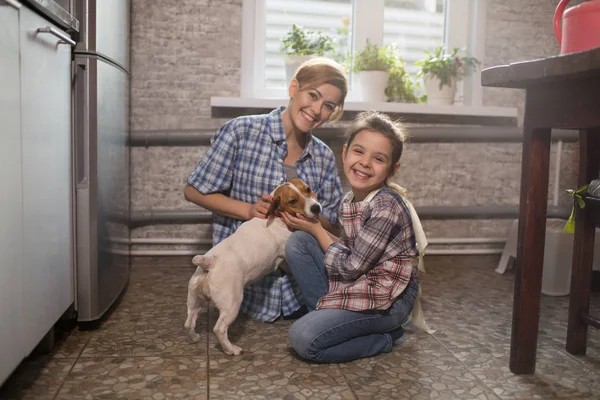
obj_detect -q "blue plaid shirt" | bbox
[187,107,343,321]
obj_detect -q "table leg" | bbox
[567,130,600,355]
[510,126,551,374]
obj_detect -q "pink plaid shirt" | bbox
[317,188,417,311]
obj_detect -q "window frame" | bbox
[240,0,487,106]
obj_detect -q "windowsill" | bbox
[211,97,518,126]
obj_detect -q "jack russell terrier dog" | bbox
[184,178,322,355]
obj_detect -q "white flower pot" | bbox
[423,76,456,105]
[284,55,318,86]
[357,71,390,103]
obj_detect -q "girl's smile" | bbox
[350,169,372,180]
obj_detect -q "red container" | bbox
[554,0,600,54]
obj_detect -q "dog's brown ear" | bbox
[266,196,281,218]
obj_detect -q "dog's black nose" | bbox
[310,203,322,215]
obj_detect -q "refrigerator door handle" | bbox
[36,26,76,46]
[2,0,22,9]
[74,59,89,188]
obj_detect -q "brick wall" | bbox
[128,0,578,251]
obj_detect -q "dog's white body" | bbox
[203,217,291,283]
[184,179,321,355]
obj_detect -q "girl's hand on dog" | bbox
[281,211,323,236]
[248,194,273,220]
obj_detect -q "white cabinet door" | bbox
[19,6,74,354]
[0,2,25,386]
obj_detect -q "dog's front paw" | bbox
[186,331,201,344]
[224,345,243,356]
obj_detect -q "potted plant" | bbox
[280,24,335,85]
[415,46,480,105]
[333,16,352,64]
[349,40,397,102]
[385,60,424,104]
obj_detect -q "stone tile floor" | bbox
[1,255,599,399]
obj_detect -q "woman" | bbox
[184,57,348,322]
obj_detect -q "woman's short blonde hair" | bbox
[293,57,349,122]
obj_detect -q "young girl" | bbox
[282,111,422,363]
[184,58,347,322]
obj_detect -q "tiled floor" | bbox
[2,255,599,399]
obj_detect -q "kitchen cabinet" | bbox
[0,1,25,385]
[19,2,74,353]
[0,1,74,385]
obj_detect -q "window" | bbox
[383,0,446,78]
[241,0,486,105]
[263,0,353,89]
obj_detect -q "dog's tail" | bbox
[192,254,216,272]
[189,255,216,299]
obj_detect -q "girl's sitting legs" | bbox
[285,231,419,363]
[288,280,417,363]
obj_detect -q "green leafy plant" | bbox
[415,46,480,89]
[385,62,424,103]
[280,24,335,56]
[348,40,397,72]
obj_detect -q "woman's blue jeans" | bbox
[285,231,418,363]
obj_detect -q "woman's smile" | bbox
[283,82,342,134]
[300,109,316,124]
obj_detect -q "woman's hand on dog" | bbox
[248,194,274,220]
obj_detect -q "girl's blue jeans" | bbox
[285,231,418,363]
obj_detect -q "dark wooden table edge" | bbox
[481,47,600,89]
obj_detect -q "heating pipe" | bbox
[114,237,506,257]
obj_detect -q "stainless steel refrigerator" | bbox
[73,0,130,322]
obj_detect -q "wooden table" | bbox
[481,48,600,374]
